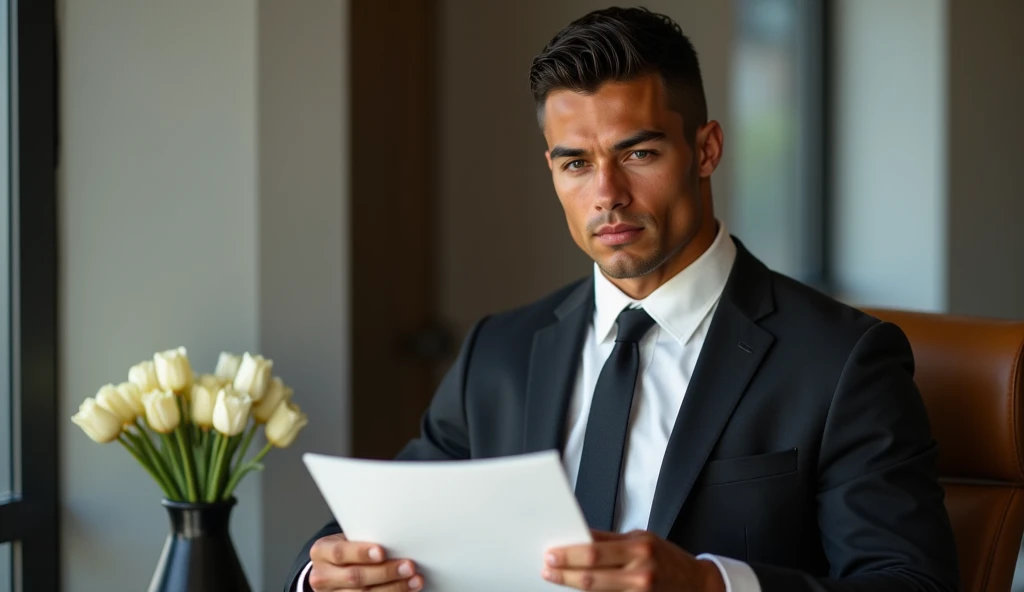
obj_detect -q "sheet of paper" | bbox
[303,450,593,591]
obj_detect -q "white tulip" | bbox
[115,382,145,418]
[215,352,243,381]
[265,402,308,448]
[212,386,252,436]
[95,383,138,425]
[154,347,193,393]
[252,377,292,424]
[72,397,123,443]
[143,390,181,434]
[232,352,273,402]
[190,383,217,428]
[197,373,229,392]
[128,360,160,394]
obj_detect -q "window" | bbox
[729,0,827,287]
[0,1,59,590]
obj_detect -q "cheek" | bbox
[630,169,698,233]
[553,179,588,224]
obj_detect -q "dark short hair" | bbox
[529,6,707,140]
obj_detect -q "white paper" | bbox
[303,450,593,591]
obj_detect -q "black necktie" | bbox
[574,307,657,531]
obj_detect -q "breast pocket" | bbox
[700,448,798,487]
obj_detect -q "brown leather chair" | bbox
[864,308,1024,591]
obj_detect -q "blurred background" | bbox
[2,0,1022,590]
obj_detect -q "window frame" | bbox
[0,0,59,590]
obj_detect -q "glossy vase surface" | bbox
[147,497,251,592]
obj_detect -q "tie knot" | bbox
[614,308,656,343]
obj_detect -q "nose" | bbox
[592,164,631,212]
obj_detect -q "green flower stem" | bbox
[180,390,191,425]
[206,432,231,502]
[174,396,201,502]
[221,442,273,500]
[160,432,187,496]
[149,429,185,499]
[119,436,175,498]
[205,432,221,497]
[232,422,258,473]
[128,426,183,500]
[195,428,209,497]
[222,423,259,499]
[175,426,199,502]
[225,432,243,464]
[218,432,243,494]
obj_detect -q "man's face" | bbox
[543,73,711,280]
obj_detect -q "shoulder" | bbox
[763,269,913,378]
[473,276,590,343]
[769,272,878,336]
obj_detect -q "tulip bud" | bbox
[215,352,243,381]
[154,347,193,393]
[265,402,308,448]
[252,377,292,424]
[128,360,160,394]
[96,383,138,425]
[190,383,217,428]
[72,397,123,443]
[232,352,273,402]
[212,386,252,436]
[115,382,145,418]
[143,390,181,434]
[197,373,225,389]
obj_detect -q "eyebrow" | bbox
[549,129,667,160]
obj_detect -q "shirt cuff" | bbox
[294,560,314,592]
[696,554,762,592]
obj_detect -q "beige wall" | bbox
[831,0,947,312]
[58,1,262,589]
[257,0,350,588]
[437,0,735,334]
[946,0,1024,321]
[58,1,352,590]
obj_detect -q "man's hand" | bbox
[542,530,725,592]
[308,533,423,592]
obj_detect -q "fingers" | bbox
[310,533,386,566]
[589,529,620,542]
[368,574,425,592]
[308,558,423,591]
[542,567,653,591]
[546,537,654,569]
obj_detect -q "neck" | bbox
[605,216,718,300]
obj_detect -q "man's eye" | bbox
[566,160,586,170]
[632,150,651,160]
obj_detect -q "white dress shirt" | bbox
[561,222,760,591]
[298,224,759,592]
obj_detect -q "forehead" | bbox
[542,73,683,148]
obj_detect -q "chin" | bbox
[597,250,665,279]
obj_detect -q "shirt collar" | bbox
[593,221,737,345]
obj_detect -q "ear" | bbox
[695,121,724,178]
[545,150,554,172]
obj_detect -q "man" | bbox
[288,7,958,592]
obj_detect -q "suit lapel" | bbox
[523,279,593,454]
[647,242,776,537]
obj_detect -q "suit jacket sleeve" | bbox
[750,321,959,592]
[282,318,485,591]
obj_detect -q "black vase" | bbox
[148,497,252,592]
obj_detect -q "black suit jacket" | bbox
[288,241,959,592]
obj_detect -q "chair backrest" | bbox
[864,308,1024,592]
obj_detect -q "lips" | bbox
[595,224,643,246]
